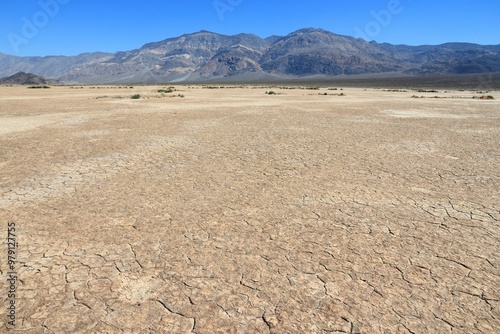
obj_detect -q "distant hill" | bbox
[1,28,499,84]
[0,71,57,85]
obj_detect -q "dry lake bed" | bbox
[0,85,499,333]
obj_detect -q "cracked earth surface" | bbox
[0,86,499,333]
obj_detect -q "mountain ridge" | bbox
[1,28,499,83]
[0,71,58,85]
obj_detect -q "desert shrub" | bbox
[28,85,50,89]
[131,94,141,99]
[158,88,173,93]
[473,95,495,100]
[266,91,276,95]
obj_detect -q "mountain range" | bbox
[1,28,499,84]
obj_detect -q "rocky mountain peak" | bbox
[0,71,56,85]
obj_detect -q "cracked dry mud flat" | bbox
[0,86,499,333]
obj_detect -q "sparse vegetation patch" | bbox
[203,86,226,89]
[412,94,495,100]
[158,88,174,93]
[473,95,495,100]
[265,91,285,95]
[28,85,50,89]
[318,92,346,96]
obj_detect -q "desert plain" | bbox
[0,84,499,333]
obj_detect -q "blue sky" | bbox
[1,0,499,57]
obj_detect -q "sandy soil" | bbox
[0,85,499,333]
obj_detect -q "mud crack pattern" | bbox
[0,86,499,333]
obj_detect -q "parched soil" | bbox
[0,86,499,333]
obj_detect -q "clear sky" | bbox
[1,0,499,57]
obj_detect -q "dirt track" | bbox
[1,85,499,333]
